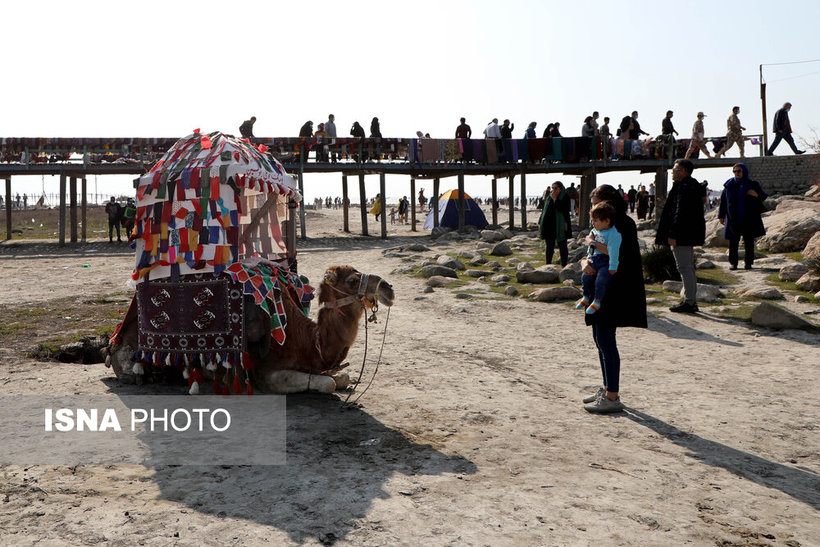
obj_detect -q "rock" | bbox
[516,261,534,271]
[567,246,588,263]
[806,184,820,199]
[437,255,466,270]
[426,275,457,287]
[484,261,500,268]
[423,285,434,293]
[490,242,513,256]
[455,292,471,299]
[736,286,785,300]
[774,199,820,213]
[697,260,716,269]
[504,286,519,296]
[684,284,723,303]
[464,269,487,277]
[795,271,820,293]
[499,228,514,239]
[816,290,820,300]
[638,239,648,250]
[757,208,820,253]
[476,242,494,251]
[663,280,684,293]
[469,256,488,266]
[803,232,820,260]
[421,265,458,279]
[750,301,816,330]
[507,257,521,265]
[480,230,506,242]
[495,281,508,287]
[405,244,430,252]
[704,218,729,248]
[490,273,511,282]
[457,250,480,259]
[431,226,453,239]
[795,295,810,303]
[779,263,809,282]
[559,262,583,284]
[517,265,560,284]
[635,220,655,231]
[563,279,575,286]
[646,298,662,305]
[528,286,582,302]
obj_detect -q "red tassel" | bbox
[246,380,253,396]
[193,128,200,134]
[222,384,231,396]
[241,351,254,370]
[213,379,221,394]
[232,374,242,395]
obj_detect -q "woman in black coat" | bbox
[581,184,647,413]
[538,181,572,266]
[718,163,767,270]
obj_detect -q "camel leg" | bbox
[263,370,336,394]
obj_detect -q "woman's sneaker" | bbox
[582,387,605,404]
[584,395,625,413]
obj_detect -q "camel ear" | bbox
[323,269,337,284]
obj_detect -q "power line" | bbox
[762,58,820,67]
[766,68,820,84]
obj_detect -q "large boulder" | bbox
[480,230,506,243]
[750,301,816,330]
[774,199,820,213]
[559,262,583,284]
[426,275,458,287]
[490,242,513,256]
[490,273,511,282]
[437,255,465,270]
[528,286,582,302]
[779,263,810,282]
[757,208,820,253]
[684,284,723,303]
[464,269,488,278]
[736,286,785,300]
[704,218,729,248]
[421,265,458,278]
[795,272,820,293]
[803,232,820,260]
[516,265,560,284]
[663,280,684,293]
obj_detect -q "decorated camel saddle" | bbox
[105,131,394,394]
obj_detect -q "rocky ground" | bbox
[0,203,818,546]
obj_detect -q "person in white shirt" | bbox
[483,118,501,139]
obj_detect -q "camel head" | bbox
[321,265,395,309]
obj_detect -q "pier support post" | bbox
[520,171,527,229]
[432,177,440,228]
[4,177,11,240]
[379,173,387,239]
[358,173,368,236]
[410,177,416,231]
[297,170,307,240]
[59,172,67,245]
[69,175,78,243]
[81,177,87,242]
[342,174,349,233]
[457,173,465,229]
[491,178,498,226]
[508,174,515,230]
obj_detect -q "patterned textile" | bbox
[226,262,314,345]
[136,273,245,366]
[131,131,299,283]
[443,140,461,162]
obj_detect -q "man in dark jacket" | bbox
[628,111,649,140]
[655,159,705,313]
[766,102,805,156]
[104,196,122,243]
[239,116,256,139]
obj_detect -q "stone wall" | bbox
[742,155,820,196]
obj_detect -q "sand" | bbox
[0,205,818,546]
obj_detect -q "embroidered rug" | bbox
[136,273,245,365]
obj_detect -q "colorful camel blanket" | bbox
[136,273,245,369]
[225,262,313,345]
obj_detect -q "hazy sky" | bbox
[4,0,820,200]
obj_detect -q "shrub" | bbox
[642,244,680,282]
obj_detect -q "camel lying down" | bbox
[105,265,394,394]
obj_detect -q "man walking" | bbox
[655,159,706,313]
[325,114,338,162]
[105,196,122,243]
[685,112,712,159]
[766,102,805,156]
[715,106,746,158]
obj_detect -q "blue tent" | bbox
[423,190,489,230]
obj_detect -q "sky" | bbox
[4,0,820,203]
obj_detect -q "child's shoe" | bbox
[585,299,601,315]
[575,297,590,310]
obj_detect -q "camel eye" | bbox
[348,276,358,286]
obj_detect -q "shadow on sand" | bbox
[625,408,819,510]
[647,313,743,346]
[103,379,476,543]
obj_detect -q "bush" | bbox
[642,244,680,282]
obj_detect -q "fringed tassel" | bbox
[189,381,200,395]
[241,351,253,370]
[213,379,221,394]
[232,374,242,395]
[132,362,144,375]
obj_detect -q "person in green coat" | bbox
[538,181,572,267]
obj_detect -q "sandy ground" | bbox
[0,206,818,546]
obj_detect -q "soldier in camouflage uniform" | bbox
[715,106,746,158]
[684,112,712,159]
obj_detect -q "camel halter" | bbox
[318,273,386,322]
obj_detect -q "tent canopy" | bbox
[423,189,489,230]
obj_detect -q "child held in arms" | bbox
[576,202,621,315]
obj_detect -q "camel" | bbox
[104,265,394,394]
